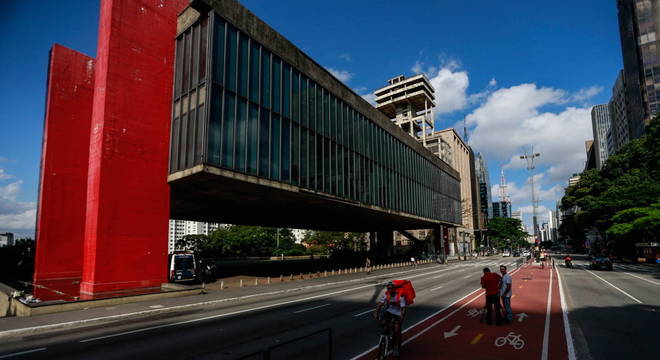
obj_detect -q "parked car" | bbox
[512,251,521,257]
[522,250,531,257]
[502,251,511,257]
[590,256,613,271]
[168,252,197,282]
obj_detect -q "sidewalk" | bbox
[358,263,572,360]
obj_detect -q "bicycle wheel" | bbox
[377,336,389,360]
[494,336,507,347]
[514,339,525,350]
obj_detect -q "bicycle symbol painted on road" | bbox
[466,308,485,318]
[495,332,525,350]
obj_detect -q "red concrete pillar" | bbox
[33,45,95,301]
[81,0,187,297]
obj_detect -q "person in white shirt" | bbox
[374,282,406,356]
[499,265,513,323]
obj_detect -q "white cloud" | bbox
[338,53,352,62]
[467,83,592,182]
[567,86,603,104]
[0,169,12,180]
[488,78,497,87]
[411,60,469,115]
[326,67,353,83]
[0,180,36,233]
[516,205,551,224]
[361,93,377,106]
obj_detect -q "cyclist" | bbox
[374,281,406,357]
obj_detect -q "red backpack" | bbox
[386,280,416,305]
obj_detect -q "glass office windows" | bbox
[283,63,291,118]
[301,128,308,187]
[272,57,281,114]
[281,117,290,182]
[221,91,235,168]
[208,85,222,165]
[247,103,258,174]
[212,17,225,85]
[309,83,316,131]
[292,71,300,124]
[259,109,270,177]
[261,49,271,109]
[199,17,207,82]
[318,88,325,136]
[323,138,330,193]
[271,113,281,180]
[249,40,259,103]
[291,123,299,185]
[235,98,247,172]
[300,76,308,128]
[309,131,316,189]
[323,90,329,137]
[226,26,237,91]
[182,31,191,93]
[237,33,248,97]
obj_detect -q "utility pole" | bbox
[519,149,541,245]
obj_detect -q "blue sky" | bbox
[0,0,622,236]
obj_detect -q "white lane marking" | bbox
[353,309,374,317]
[586,270,643,303]
[2,263,448,340]
[79,265,457,343]
[349,264,528,359]
[0,348,47,359]
[430,285,444,291]
[463,275,471,279]
[293,303,330,314]
[541,265,554,360]
[148,305,164,309]
[556,267,577,360]
[623,272,660,287]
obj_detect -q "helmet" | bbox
[386,281,395,289]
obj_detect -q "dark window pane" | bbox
[247,103,258,174]
[272,57,281,114]
[259,109,270,177]
[309,82,316,131]
[212,16,225,85]
[183,30,191,92]
[236,98,247,172]
[301,128,308,188]
[281,117,290,182]
[271,114,281,180]
[318,134,325,191]
[261,50,270,109]
[301,77,308,128]
[196,103,205,165]
[238,33,248,97]
[283,63,291,118]
[174,37,183,98]
[309,132,316,189]
[249,41,259,103]
[222,91,235,168]
[316,87,323,136]
[208,85,222,165]
[292,123,299,185]
[292,71,300,124]
[198,16,207,83]
[226,26,237,91]
[191,25,198,88]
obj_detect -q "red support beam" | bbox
[34,45,95,300]
[80,0,187,297]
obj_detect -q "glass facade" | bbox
[170,12,461,224]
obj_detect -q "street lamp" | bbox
[519,150,541,245]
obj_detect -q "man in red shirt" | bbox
[480,267,503,326]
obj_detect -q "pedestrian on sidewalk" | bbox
[499,265,513,324]
[365,257,372,274]
[480,267,503,326]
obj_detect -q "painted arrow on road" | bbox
[444,325,461,339]
[516,313,528,322]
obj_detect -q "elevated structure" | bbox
[374,75,435,145]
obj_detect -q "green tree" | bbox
[487,217,528,250]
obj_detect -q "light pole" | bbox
[520,149,541,245]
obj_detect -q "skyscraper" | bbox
[609,70,630,152]
[617,0,660,138]
[591,104,612,169]
[492,201,512,218]
[474,153,493,219]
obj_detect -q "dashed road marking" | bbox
[353,309,373,317]
[293,303,331,314]
[586,270,643,303]
[0,348,47,359]
[623,272,660,287]
[470,333,483,344]
[430,285,444,291]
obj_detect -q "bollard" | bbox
[331,270,335,275]
[290,274,294,281]
[324,270,328,277]
[255,278,259,286]
[317,271,320,277]
[267,277,271,284]
[300,273,304,280]
[280,275,284,282]
[240,279,243,288]
[220,280,224,289]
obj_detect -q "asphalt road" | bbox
[557,255,660,360]
[0,258,521,360]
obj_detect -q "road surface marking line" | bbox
[556,267,577,360]
[541,264,554,360]
[624,272,660,287]
[78,265,456,343]
[586,270,642,303]
[0,348,47,359]
[430,285,444,291]
[148,305,164,309]
[293,303,331,314]
[470,333,483,344]
[353,309,373,317]
[518,285,523,288]
[463,275,471,279]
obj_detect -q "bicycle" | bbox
[495,331,525,350]
[377,314,398,359]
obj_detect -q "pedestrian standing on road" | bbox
[365,257,372,275]
[480,267,503,326]
[499,265,513,324]
[411,257,417,267]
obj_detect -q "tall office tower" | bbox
[609,70,631,152]
[548,210,558,243]
[474,153,493,219]
[591,104,612,169]
[492,201,512,218]
[374,74,435,145]
[617,0,660,138]
[168,220,221,253]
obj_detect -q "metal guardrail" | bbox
[237,328,332,360]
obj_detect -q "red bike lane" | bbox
[357,263,571,360]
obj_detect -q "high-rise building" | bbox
[548,210,558,243]
[474,153,493,220]
[168,220,220,253]
[568,174,581,187]
[617,0,660,138]
[591,104,612,169]
[492,201,512,218]
[0,232,14,247]
[609,70,631,152]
